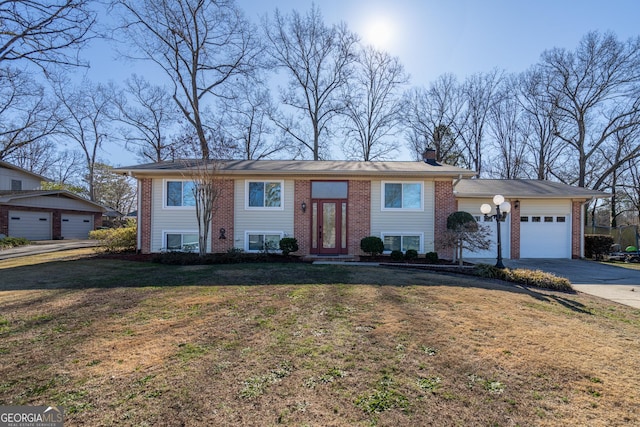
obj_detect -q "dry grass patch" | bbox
[0,256,639,425]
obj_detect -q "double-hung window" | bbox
[166,180,195,207]
[383,182,422,210]
[246,232,283,252]
[247,181,283,209]
[165,232,199,252]
[382,233,423,253]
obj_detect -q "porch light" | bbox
[480,195,512,269]
[301,201,307,213]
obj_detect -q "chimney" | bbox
[422,148,439,166]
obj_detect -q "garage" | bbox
[61,214,94,239]
[8,210,52,240]
[520,214,571,258]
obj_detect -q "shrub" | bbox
[425,251,439,263]
[0,236,30,250]
[360,236,384,257]
[89,223,137,252]
[405,249,418,260]
[279,237,299,256]
[584,234,614,259]
[390,250,404,261]
[474,264,573,292]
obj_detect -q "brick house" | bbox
[119,158,607,259]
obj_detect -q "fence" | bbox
[585,224,639,251]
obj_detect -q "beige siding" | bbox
[519,199,571,215]
[233,179,294,250]
[151,178,202,252]
[0,167,42,190]
[370,180,435,253]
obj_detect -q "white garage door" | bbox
[61,214,94,239]
[520,215,570,258]
[8,211,52,240]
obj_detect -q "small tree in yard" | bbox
[186,160,223,257]
[439,211,492,266]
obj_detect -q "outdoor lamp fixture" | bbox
[301,201,307,213]
[480,195,512,269]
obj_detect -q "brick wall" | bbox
[211,179,235,253]
[140,178,152,254]
[510,201,521,259]
[434,180,456,259]
[293,180,311,255]
[348,180,371,257]
[0,205,8,236]
[571,201,582,259]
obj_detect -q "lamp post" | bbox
[480,195,512,269]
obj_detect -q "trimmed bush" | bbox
[0,237,30,250]
[425,252,439,263]
[390,250,404,261]
[474,264,573,292]
[89,224,137,252]
[584,234,614,259]
[360,236,384,257]
[279,237,299,256]
[405,249,418,260]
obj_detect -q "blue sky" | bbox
[80,0,640,164]
[236,0,640,86]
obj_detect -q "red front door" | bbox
[312,199,348,255]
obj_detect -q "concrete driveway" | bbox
[472,258,640,308]
[0,240,99,260]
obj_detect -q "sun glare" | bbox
[363,16,396,50]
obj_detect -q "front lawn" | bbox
[0,251,639,425]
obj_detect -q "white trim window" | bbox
[246,180,283,209]
[165,180,196,208]
[382,182,423,210]
[245,231,283,252]
[163,231,199,252]
[381,233,423,253]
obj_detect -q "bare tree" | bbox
[542,31,640,188]
[456,69,504,175]
[92,162,137,217]
[0,0,96,72]
[112,0,259,159]
[180,160,222,256]
[264,4,358,160]
[516,65,569,180]
[220,77,289,160]
[341,45,409,161]
[0,68,61,160]
[53,78,113,201]
[112,74,180,162]
[402,74,465,164]
[486,77,528,179]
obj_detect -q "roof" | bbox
[453,179,610,199]
[0,160,51,182]
[0,190,107,211]
[116,159,477,179]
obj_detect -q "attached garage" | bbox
[61,214,94,239]
[454,179,609,260]
[8,210,52,240]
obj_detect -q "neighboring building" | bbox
[118,157,608,259]
[0,160,105,240]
